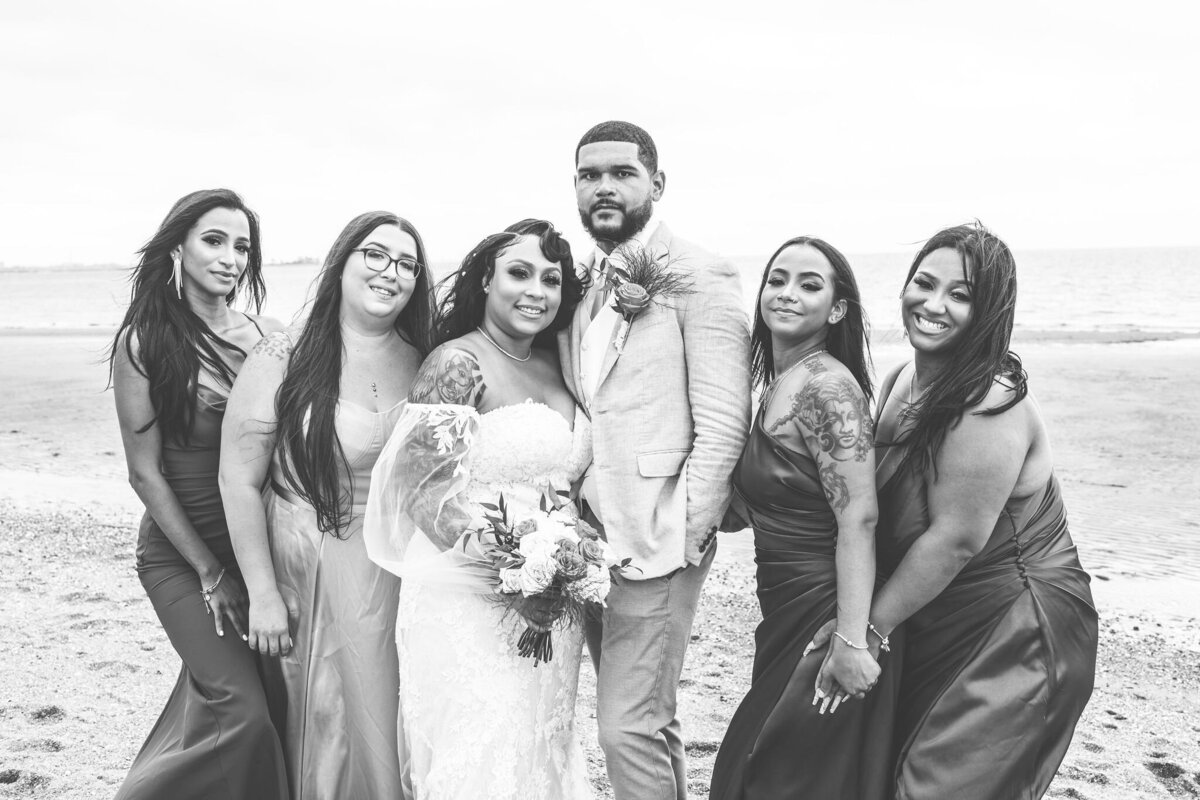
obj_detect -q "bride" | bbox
[364,219,594,799]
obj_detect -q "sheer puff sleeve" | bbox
[364,403,494,587]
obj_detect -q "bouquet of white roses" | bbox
[465,490,630,664]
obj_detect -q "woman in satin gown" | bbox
[110,189,288,799]
[220,211,435,799]
[826,222,1098,799]
[709,237,898,800]
[364,219,594,799]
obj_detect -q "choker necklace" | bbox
[476,326,531,362]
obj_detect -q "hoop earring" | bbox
[168,256,183,300]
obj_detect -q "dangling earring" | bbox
[168,255,182,300]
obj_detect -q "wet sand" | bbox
[1,332,1198,798]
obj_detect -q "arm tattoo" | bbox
[819,462,851,513]
[409,347,486,406]
[252,332,293,361]
[768,374,873,463]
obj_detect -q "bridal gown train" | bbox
[367,400,594,800]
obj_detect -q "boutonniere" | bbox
[603,244,694,354]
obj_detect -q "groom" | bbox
[559,120,751,800]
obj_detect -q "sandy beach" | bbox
[2,332,1198,799]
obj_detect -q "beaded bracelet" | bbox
[832,631,869,650]
[867,621,891,653]
[200,567,227,615]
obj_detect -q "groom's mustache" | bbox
[590,200,624,214]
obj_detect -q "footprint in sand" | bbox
[59,591,110,603]
[1104,709,1127,721]
[1060,764,1110,785]
[8,738,64,752]
[88,660,139,675]
[1048,788,1089,799]
[1143,761,1198,796]
[69,617,132,631]
[28,705,64,723]
[1081,741,1104,753]
[684,741,721,756]
[0,769,51,790]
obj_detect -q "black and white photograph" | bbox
[1,1,1197,798]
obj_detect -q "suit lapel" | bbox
[592,224,674,395]
[594,315,621,389]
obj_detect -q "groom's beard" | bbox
[579,196,654,247]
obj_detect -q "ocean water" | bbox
[3,246,1198,337]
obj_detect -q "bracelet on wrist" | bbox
[867,621,891,653]
[832,631,869,650]
[200,567,227,615]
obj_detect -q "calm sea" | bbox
[3,246,1197,338]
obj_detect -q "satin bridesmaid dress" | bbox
[874,370,1098,800]
[709,377,897,800]
[117,339,288,800]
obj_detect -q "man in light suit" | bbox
[559,120,751,800]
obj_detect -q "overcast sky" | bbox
[2,0,1197,267]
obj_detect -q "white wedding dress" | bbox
[364,400,594,800]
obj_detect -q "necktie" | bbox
[589,258,612,320]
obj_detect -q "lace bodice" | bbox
[467,401,592,509]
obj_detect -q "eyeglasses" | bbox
[352,248,423,279]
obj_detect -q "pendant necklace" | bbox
[476,326,531,362]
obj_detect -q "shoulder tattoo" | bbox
[768,373,873,463]
[409,347,486,406]
[253,332,293,361]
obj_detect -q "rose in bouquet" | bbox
[469,492,630,665]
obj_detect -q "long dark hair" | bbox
[433,218,584,349]
[273,211,435,537]
[898,222,1028,476]
[750,236,873,402]
[109,188,266,444]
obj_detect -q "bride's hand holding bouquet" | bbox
[469,494,630,664]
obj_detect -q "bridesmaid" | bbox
[220,211,434,799]
[823,222,1098,798]
[709,237,895,800]
[109,189,288,799]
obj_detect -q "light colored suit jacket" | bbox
[559,223,751,574]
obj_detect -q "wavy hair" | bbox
[109,188,265,444]
[433,218,585,349]
[273,211,435,537]
[897,221,1028,477]
[749,236,873,403]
